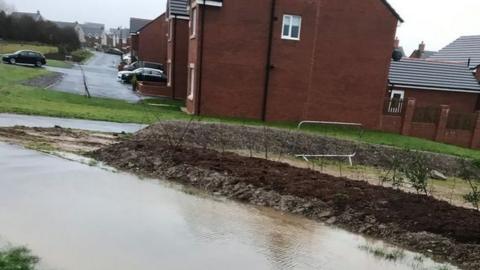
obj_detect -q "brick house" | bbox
[382,58,480,149]
[137,14,168,64]
[182,0,403,129]
[166,0,190,100]
[130,18,152,60]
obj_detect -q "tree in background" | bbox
[0,11,81,53]
[0,0,15,14]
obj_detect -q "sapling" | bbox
[402,151,430,195]
[381,153,404,189]
[460,159,480,211]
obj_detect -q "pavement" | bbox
[47,51,142,102]
[0,113,146,133]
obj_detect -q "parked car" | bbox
[105,48,123,56]
[122,61,164,72]
[118,68,167,84]
[2,50,47,67]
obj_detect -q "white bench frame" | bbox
[295,121,363,166]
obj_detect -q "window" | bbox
[388,90,405,113]
[188,64,195,100]
[190,7,198,38]
[167,60,172,87]
[282,15,302,40]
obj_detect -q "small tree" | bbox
[403,152,430,195]
[0,247,39,270]
[460,159,480,211]
[381,153,404,189]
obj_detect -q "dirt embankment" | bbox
[22,72,63,88]
[135,122,472,176]
[91,123,480,270]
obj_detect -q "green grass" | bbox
[45,59,73,69]
[0,41,58,55]
[1,62,480,160]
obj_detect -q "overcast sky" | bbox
[6,0,480,55]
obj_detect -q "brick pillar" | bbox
[435,105,450,142]
[401,98,416,136]
[470,111,480,149]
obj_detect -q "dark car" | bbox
[123,61,164,72]
[121,68,167,84]
[105,48,123,56]
[2,50,47,67]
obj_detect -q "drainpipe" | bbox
[261,0,277,121]
[196,5,206,115]
[171,16,178,100]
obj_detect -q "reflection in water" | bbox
[0,143,457,270]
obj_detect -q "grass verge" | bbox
[1,63,480,160]
[46,59,73,69]
[0,41,58,55]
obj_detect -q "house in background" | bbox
[166,0,189,100]
[387,58,480,113]
[382,58,480,148]
[129,18,151,60]
[81,22,107,47]
[183,0,403,129]
[109,28,130,50]
[136,14,168,64]
[52,21,86,44]
[410,41,436,59]
[11,10,43,21]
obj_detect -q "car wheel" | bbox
[35,61,42,68]
[9,58,15,65]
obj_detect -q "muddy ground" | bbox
[135,121,474,176]
[0,126,121,153]
[90,124,480,270]
[22,72,63,88]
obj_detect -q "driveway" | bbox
[47,51,141,102]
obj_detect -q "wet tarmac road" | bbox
[47,51,141,102]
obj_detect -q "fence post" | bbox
[470,111,480,149]
[401,98,416,136]
[435,105,450,142]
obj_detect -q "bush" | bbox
[71,49,93,63]
[403,152,430,195]
[0,247,39,270]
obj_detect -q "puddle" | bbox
[0,143,459,270]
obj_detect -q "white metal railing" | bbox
[295,121,363,166]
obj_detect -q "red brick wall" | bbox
[131,34,139,58]
[138,14,168,64]
[188,0,399,128]
[168,18,189,100]
[390,87,479,113]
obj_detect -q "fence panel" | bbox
[447,112,477,131]
[412,106,440,124]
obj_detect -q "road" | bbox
[0,113,146,133]
[47,51,141,102]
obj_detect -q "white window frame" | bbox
[190,7,198,39]
[282,14,302,41]
[388,90,405,113]
[188,63,195,101]
[167,60,172,87]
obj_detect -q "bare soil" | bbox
[22,72,63,88]
[91,132,480,270]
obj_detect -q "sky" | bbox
[5,0,480,55]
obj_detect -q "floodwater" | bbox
[0,143,458,270]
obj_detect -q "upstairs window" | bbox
[282,14,302,40]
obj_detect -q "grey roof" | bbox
[168,0,189,17]
[52,21,77,29]
[429,35,480,69]
[130,18,151,33]
[389,58,480,93]
[11,11,43,21]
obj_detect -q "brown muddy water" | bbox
[0,143,459,270]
